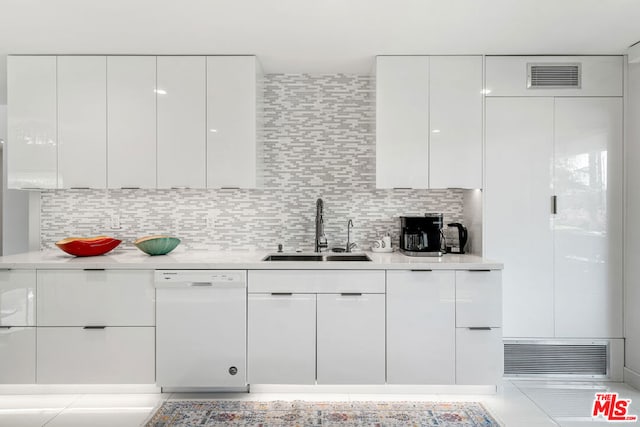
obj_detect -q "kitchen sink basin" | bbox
[262,254,324,261]
[262,253,371,262]
[325,254,372,262]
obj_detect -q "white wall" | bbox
[625,60,640,378]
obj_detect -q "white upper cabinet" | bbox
[376,56,429,189]
[485,56,623,97]
[376,55,483,189]
[429,56,483,189]
[7,56,57,189]
[157,56,207,189]
[207,56,261,188]
[107,56,157,189]
[57,56,107,189]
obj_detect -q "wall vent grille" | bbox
[527,63,581,89]
[504,341,608,378]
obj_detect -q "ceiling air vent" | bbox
[527,63,581,89]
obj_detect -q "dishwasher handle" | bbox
[190,282,213,287]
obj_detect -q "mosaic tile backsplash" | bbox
[40,74,464,252]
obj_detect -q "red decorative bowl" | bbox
[55,236,121,257]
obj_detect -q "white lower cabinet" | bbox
[455,270,503,385]
[0,270,36,327]
[317,293,385,384]
[248,294,316,384]
[386,270,455,384]
[37,270,155,327]
[37,327,155,384]
[455,327,503,385]
[0,327,36,383]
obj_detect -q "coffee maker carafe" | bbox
[399,214,444,257]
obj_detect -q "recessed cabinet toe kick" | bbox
[155,270,247,391]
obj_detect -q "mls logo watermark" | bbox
[592,392,638,422]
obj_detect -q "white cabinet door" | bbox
[456,327,503,385]
[0,327,35,383]
[376,56,429,189]
[7,56,57,189]
[107,56,156,189]
[317,293,385,384]
[37,327,155,384]
[455,270,502,328]
[429,56,483,189]
[37,270,155,326]
[207,56,259,188]
[248,294,316,384]
[485,97,555,338]
[386,270,455,384]
[57,56,107,189]
[157,56,206,189]
[0,270,36,326]
[553,97,623,338]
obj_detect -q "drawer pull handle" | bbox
[83,326,106,330]
[0,268,11,271]
[410,269,433,272]
[341,293,362,296]
[271,292,293,296]
[70,187,91,190]
[467,269,491,272]
[190,282,213,287]
[120,187,141,190]
[468,327,492,331]
[83,269,106,271]
[0,326,13,329]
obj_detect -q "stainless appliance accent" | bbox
[315,198,328,252]
[399,214,444,257]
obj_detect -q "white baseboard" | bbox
[624,367,640,390]
[249,384,498,395]
[0,384,161,395]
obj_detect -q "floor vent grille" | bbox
[527,63,581,89]
[504,341,608,378]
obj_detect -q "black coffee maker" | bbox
[399,214,444,257]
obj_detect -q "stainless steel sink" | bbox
[262,253,371,262]
[262,254,324,261]
[325,254,372,262]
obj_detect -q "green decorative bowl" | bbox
[134,235,181,256]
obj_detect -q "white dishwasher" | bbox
[155,270,247,390]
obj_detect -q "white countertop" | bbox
[0,248,503,270]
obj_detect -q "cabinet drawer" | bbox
[456,270,502,327]
[37,270,154,326]
[0,270,36,326]
[0,327,36,383]
[248,270,385,294]
[456,327,503,385]
[37,326,155,384]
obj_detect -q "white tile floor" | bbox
[0,380,638,426]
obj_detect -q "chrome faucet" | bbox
[315,198,328,252]
[346,219,356,252]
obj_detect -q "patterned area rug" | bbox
[145,400,501,426]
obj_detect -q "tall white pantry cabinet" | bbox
[485,56,624,340]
